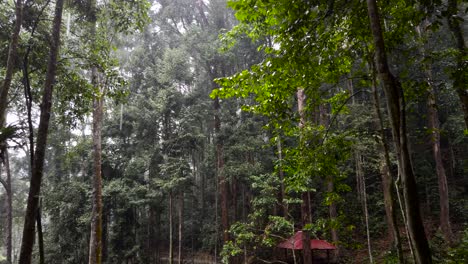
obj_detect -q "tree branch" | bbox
[0,176,7,191]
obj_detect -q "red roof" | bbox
[277,231,336,250]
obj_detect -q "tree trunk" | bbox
[149,204,158,263]
[102,205,108,263]
[18,0,64,262]
[0,3,23,259]
[277,138,288,217]
[88,0,104,261]
[319,104,339,261]
[37,199,45,264]
[370,68,403,263]
[427,88,453,243]
[356,153,374,264]
[0,0,23,130]
[214,96,229,243]
[446,0,468,130]
[415,21,455,244]
[2,149,13,263]
[89,85,104,264]
[297,88,312,264]
[169,192,173,264]
[366,0,432,262]
[327,180,338,262]
[178,193,184,264]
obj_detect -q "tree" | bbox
[0,3,23,261]
[0,0,23,131]
[446,0,468,130]
[18,0,65,262]
[88,0,103,263]
[297,88,312,264]
[366,0,432,262]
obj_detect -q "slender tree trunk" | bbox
[169,192,173,264]
[319,104,339,261]
[356,154,374,264]
[18,1,64,262]
[88,0,104,262]
[0,3,23,258]
[37,199,45,264]
[0,0,23,130]
[214,171,218,262]
[415,22,454,244]
[446,0,468,130]
[3,149,13,263]
[427,88,453,243]
[19,0,64,264]
[327,180,338,261]
[232,175,238,222]
[89,74,104,264]
[366,0,432,262]
[102,207,108,263]
[149,204,158,262]
[297,88,312,264]
[178,193,184,264]
[214,97,229,243]
[277,138,288,217]
[370,68,404,263]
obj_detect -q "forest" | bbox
[0,0,467,263]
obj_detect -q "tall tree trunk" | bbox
[37,199,45,264]
[89,82,104,264]
[277,138,288,217]
[169,192,173,264]
[0,0,23,130]
[0,3,23,258]
[214,97,229,243]
[178,193,184,264]
[427,88,453,243]
[88,0,104,262]
[1,149,13,263]
[356,153,374,264]
[327,180,338,261]
[18,1,64,263]
[416,22,454,244]
[297,88,312,264]
[371,69,404,263]
[446,0,468,130]
[319,104,339,261]
[232,175,238,222]
[366,0,432,262]
[149,204,158,263]
[102,205,108,263]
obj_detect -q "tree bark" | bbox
[37,200,45,264]
[415,20,455,245]
[0,0,23,130]
[214,96,229,243]
[169,192,174,264]
[366,0,432,262]
[297,88,312,264]
[2,149,13,263]
[427,87,453,243]
[88,0,104,262]
[319,104,339,261]
[0,4,23,259]
[178,192,184,264]
[356,153,374,264]
[446,0,468,130]
[89,91,104,264]
[277,138,288,217]
[18,0,64,263]
[371,68,404,263]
